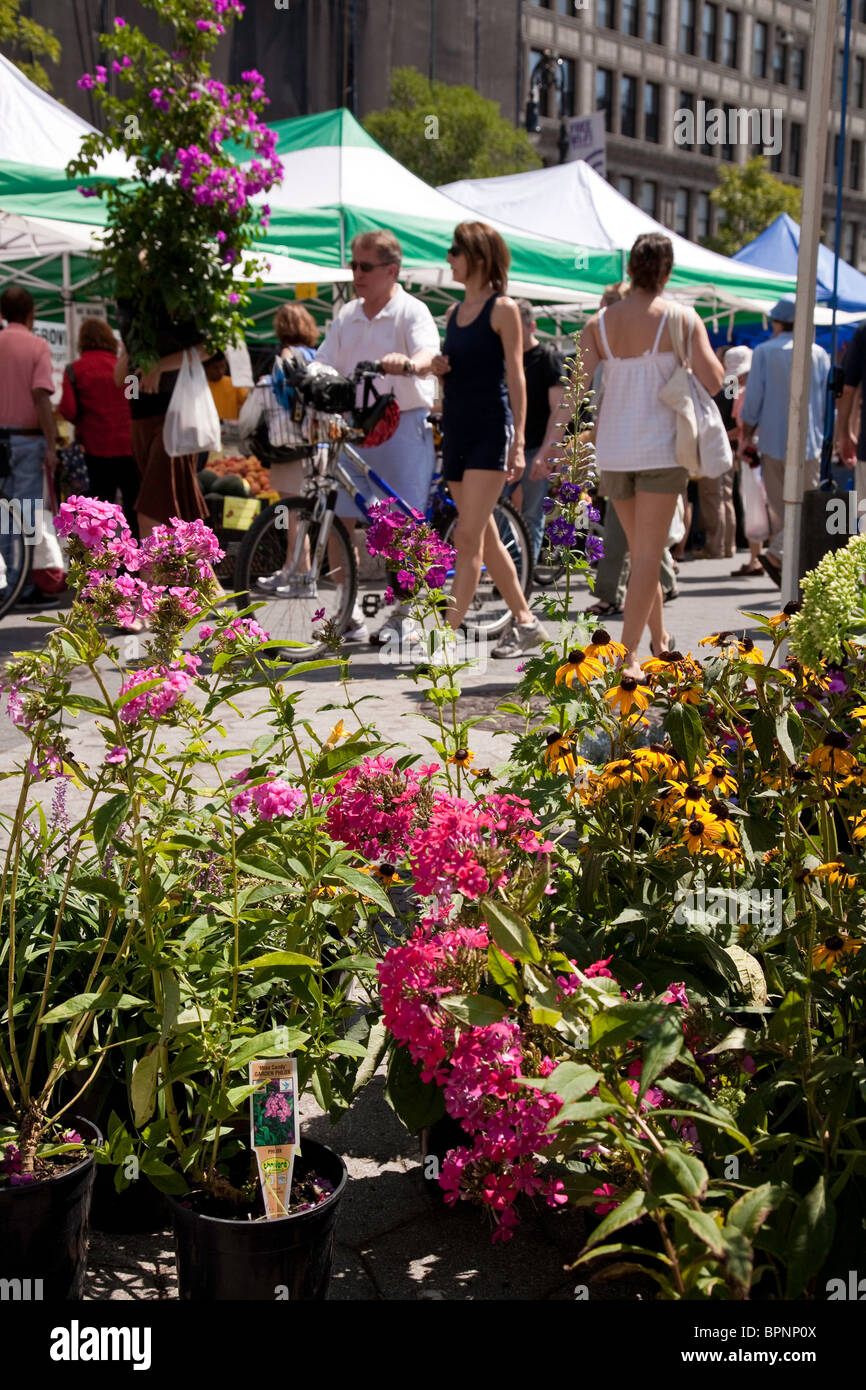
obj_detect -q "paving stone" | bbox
[327,1244,381,1301]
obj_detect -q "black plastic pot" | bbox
[0,1117,100,1300]
[167,1138,347,1301]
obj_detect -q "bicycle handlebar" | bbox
[352,360,384,380]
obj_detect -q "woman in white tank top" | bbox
[576,235,724,679]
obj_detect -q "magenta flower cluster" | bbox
[409,793,553,904]
[230,772,306,821]
[365,502,455,594]
[378,927,566,1241]
[118,653,201,727]
[325,756,424,861]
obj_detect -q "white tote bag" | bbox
[740,459,770,542]
[163,350,221,457]
[658,304,733,480]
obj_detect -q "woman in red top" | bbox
[59,318,138,535]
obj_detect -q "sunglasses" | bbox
[350,259,391,272]
[447,244,463,257]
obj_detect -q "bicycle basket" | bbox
[352,371,399,446]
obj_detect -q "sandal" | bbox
[758,554,782,588]
[730,562,763,577]
[584,599,621,618]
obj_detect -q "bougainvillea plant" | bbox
[66,0,280,368]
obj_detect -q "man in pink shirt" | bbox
[0,286,57,605]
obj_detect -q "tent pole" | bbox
[61,250,74,364]
[780,5,837,607]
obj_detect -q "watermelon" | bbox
[197,467,218,491]
[212,474,250,497]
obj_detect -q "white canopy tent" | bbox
[0,53,134,177]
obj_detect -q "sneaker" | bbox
[256,571,287,594]
[372,616,421,648]
[491,615,549,659]
[342,614,370,643]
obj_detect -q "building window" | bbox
[852,139,862,191]
[696,191,711,240]
[834,49,844,104]
[675,188,691,236]
[753,21,768,78]
[596,67,613,131]
[789,122,802,178]
[596,0,615,27]
[792,47,806,91]
[679,0,696,55]
[701,2,718,62]
[617,175,635,201]
[621,0,639,36]
[621,74,637,138]
[556,0,572,13]
[769,128,783,174]
[773,40,788,87]
[856,56,865,107]
[645,0,664,45]
[644,81,660,142]
[844,222,859,264]
[831,133,841,184]
[530,49,551,118]
[640,180,658,217]
[722,10,738,67]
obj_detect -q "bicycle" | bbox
[0,433,36,621]
[232,362,532,658]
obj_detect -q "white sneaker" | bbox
[342,614,370,643]
[491,615,549,659]
[256,570,287,594]
[372,615,421,648]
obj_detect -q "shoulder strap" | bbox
[666,303,690,369]
[596,308,615,360]
[651,310,668,354]
[65,362,77,388]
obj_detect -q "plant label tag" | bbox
[223,496,260,530]
[249,1057,299,1219]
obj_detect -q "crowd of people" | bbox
[1,222,864,662]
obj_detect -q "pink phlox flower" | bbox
[585,956,614,979]
[251,779,305,822]
[105,746,129,765]
[593,1183,619,1215]
[661,981,689,1008]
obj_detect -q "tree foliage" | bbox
[0,0,60,91]
[704,155,802,257]
[363,66,541,186]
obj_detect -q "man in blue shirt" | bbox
[739,296,829,586]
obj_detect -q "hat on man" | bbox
[769,296,797,323]
[724,345,753,375]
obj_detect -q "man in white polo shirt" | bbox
[316,229,439,642]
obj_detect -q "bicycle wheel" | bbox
[233,497,356,659]
[440,498,532,639]
[0,499,32,620]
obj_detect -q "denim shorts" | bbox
[599,466,689,499]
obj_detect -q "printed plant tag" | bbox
[249,1057,299,1219]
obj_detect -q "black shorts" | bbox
[442,419,513,482]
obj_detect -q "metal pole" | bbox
[780,4,837,605]
[61,251,74,369]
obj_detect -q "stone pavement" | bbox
[4,553,782,1299]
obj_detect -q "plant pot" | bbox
[90,1163,168,1235]
[0,1116,100,1300]
[167,1138,347,1301]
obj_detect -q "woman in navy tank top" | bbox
[432,222,548,657]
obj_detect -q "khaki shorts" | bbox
[599,467,690,500]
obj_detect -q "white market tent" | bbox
[439,159,799,322]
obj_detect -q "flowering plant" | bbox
[66,0,280,368]
[0,496,391,1202]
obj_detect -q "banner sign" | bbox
[564,111,606,176]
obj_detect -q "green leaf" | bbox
[555,1097,620,1124]
[326,1039,367,1059]
[675,1205,726,1258]
[321,865,395,915]
[785,1176,835,1298]
[659,1144,708,1198]
[543,1062,601,1102]
[727,1183,786,1239]
[442,993,510,1026]
[313,741,390,778]
[41,991,145,1023]
[384,1044,445,1132]
[159,970,180,1043]
[480,896,541,964]
[639,1015,683,1098]
[353,1020,389,1094]
[229,1029,308,1071]
[244,951,319,971]
[583,1189,653,1250]
[750,711,776,769]
[768,989,806,1048]
[131,1050,160,1129]
[724,944,768,1004]
[775,711,795,764]
[663,702,703,775]
[92,793,131,855]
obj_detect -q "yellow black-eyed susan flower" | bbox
[668,781,709,817]
[651,785,680,818]
[813,932,862,971]
[736,638,764,664]
[632,743,677,781]
[602,756,640,789]
[372,861,404,888]
[470,766,494,784]
[696,755,738,798]
[807,861,858,890]
[849,704,866,724]
[681,811,724,854]
[604,676,652,717]
[841,764,866,789]
[585,628,627,666]
[675,683,703,706]
[768,601,802,628]
[849,815,866,842]
[448,748,475,768]
[555,648,604,688]
[698,631,737,649]
[567,761,595,804]
[545,731,577,776]
[808,732,858,776]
